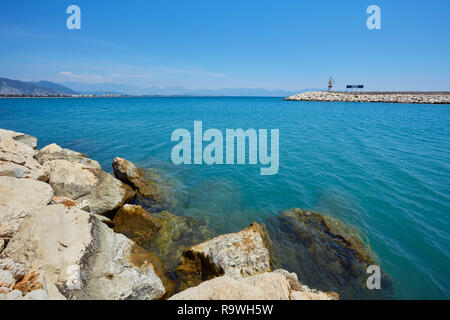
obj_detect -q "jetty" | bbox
[285,91,450,104]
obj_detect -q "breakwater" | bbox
[285,91,450,104]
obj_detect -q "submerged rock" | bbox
[113,204,161,244]
[178,223,271,286]
[1,204,165,300]
[170,270,337,300]
[38,144,135,215]
[115,203,212,274]
[265,208,393,299]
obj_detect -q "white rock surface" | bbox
[0,177,54,239]
[179,223,270,279]
[0,129,37,149]
[1,204,165,300]
[37,145,134,215]
[0,139,48,181]
[170,271,336,300]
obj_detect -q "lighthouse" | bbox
[328,76,335,92]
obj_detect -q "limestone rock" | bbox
[178,223,270,280]
[36,143,100,168]
[0,162,26,178]
[1,204,165,300]
[112,157,159,199]
[0,177,54,239]
[0,258,49,300]
[0,129,37,149]
[0,139,48,181]
[169,271,336,300]
[42,158,134,215]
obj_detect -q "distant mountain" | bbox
[28,81,78,95]
[1,77,302,97]
[0,78,77,95]
[61,82,297,97]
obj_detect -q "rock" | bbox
[0,129,37,149]
[112,157,160,199]
[178,223,270,280]
[0,259,26,281]
[2,204,165,300]
[113,204,161,244]
[121,206,212,276]
[0,269,15,288]
[170,271,336,300]
[52,196,75,207]
[42,158,134,215]
[284,91,450,104]
[0,162,26,178]
[265,208,393,299]
[1,289,23,300]
[0,139,48,181]
[36,143,100,168]
[23,289,49,300]
[0,239,5,253]
[0,258,49,300]
[0,177,54,239]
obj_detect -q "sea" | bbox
[0,96,448,299]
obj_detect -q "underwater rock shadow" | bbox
[264,208,394,300]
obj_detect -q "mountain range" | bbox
[0,77,303,97]
[0,78,76,96]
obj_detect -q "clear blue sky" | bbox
[1,0,449,91]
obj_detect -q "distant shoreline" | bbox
[285,91,450,104]
[0,95,287,99]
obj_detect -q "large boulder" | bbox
[178,223,270,280]
[0,137,48,181]
[0,176,54,239]
[0,129,37,149]
[36,143,100,169]
[112,157,160,200]
[169,271,336,300]
[38,144,134,215]
[1,204,166,300]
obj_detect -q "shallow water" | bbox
[1,97,449,299]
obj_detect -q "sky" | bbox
[1,0,449,91]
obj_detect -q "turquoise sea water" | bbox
[0,97,449,299]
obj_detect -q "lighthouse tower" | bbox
[328,76,335,92]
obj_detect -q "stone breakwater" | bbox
[285,91,450,104]
[0,128,339,300]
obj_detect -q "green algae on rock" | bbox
[265,208,393,300]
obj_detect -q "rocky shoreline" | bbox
[285,91,450,104]
[0,128,385,300]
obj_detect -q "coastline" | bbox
[0,128,386,300]
[285,91,450,104]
